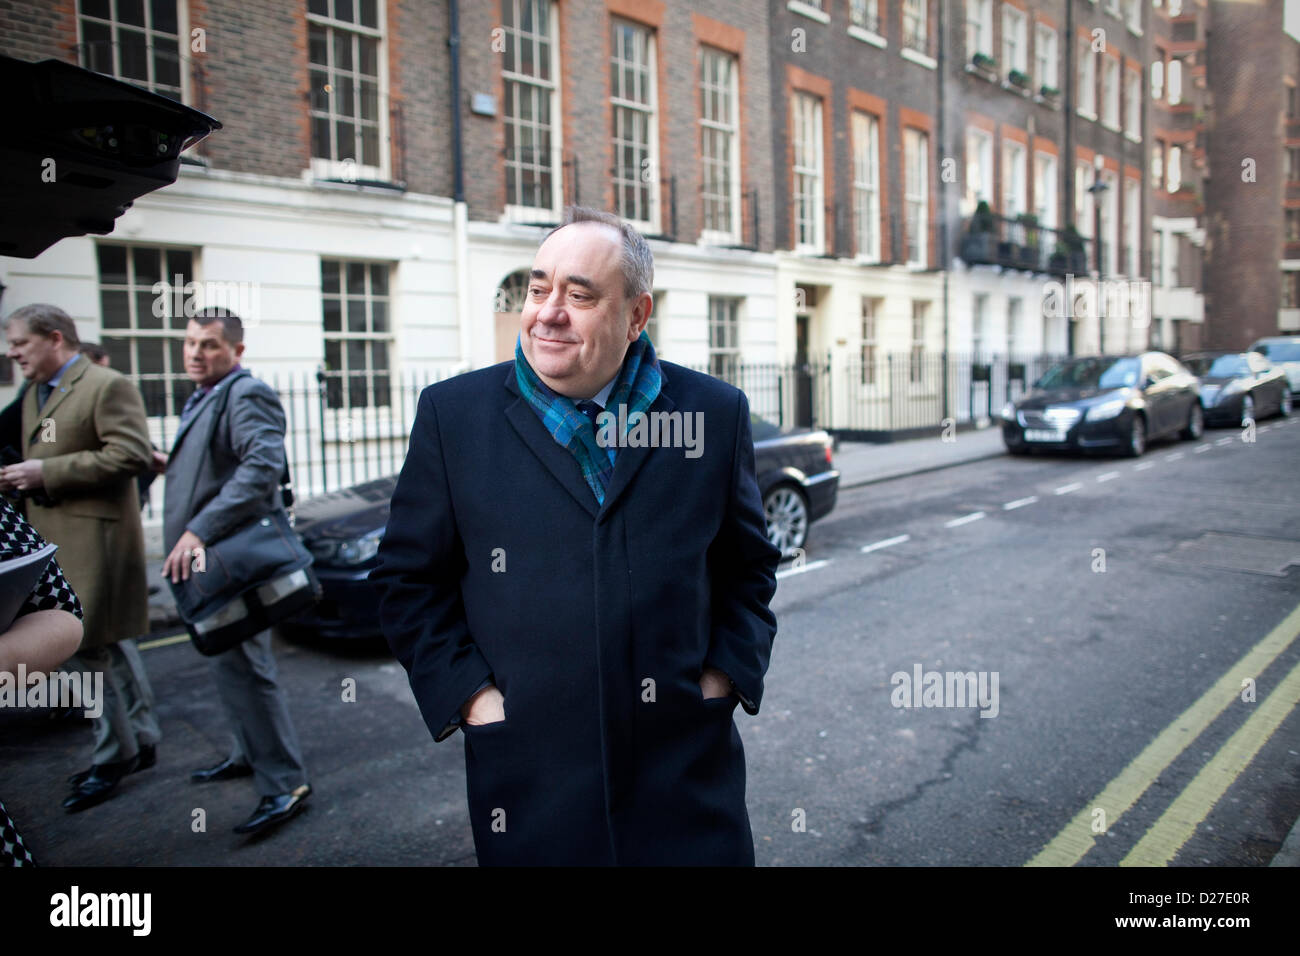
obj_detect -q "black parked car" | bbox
[1182,351,1292,426]
[283,414,839,640]
[1000,352,1203,458]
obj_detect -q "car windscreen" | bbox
[1204,355,1250,378]
[1035,357,1139,390]
[1253,342,1300,362]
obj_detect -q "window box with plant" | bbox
[1008,69,1031,91]
[961,200,997,264]
[1039,83,1060,102]
[972,52,997,71]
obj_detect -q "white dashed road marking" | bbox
[1165,452,1184,461]
[1215,437,1233,446]
[945,511,986,528]
[1003,496,1039,510]
[1055,482,1083,495]
[1134,461,1156,470]
[860,534,911,554]
[776,559,830,580]
[1096,471,1120,483]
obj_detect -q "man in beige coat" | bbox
[1,303,161,812]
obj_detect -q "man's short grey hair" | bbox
[193,306,244,345]
[3,303,81,347]
[545,206,654,303]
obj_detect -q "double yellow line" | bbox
[1027,602,1300,867]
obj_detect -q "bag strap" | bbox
[204,370,294,510]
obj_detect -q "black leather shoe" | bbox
[191,757,253,783]
[62,755,140,813]
[233,784,311,836]
[69,743,157,788]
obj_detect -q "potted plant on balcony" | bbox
[1054,224,1088,275]
[971,51,997,80]
[1008,69,1031,93]
[960,200,996,264]
[1015,213,1040,269]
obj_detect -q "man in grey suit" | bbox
[159,308,311,836]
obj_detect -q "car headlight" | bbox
[326,529,384,566]
[1000,402,1017,421]
[1085,399,1126,421]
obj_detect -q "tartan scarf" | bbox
[514,330,662,506]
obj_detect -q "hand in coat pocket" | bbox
[462,683,506,726]
[699,666,733,701]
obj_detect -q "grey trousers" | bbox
[208,629,308,797]
[75,639,162,766]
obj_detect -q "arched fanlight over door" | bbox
[493,268,530,362]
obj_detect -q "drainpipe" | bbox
[449,0,472,369]
[938,0,950,424]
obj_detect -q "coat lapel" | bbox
[27,355,89,445]
[502,367,600,519]
[596,384,675,522]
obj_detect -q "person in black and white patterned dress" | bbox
[0,495,84,865]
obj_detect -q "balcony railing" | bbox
[959,212,1088,276]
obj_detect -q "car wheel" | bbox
[763,484,809,557]
[1124,415,1146,457]
[1279,391,1292,418]
[1241,394,1255,427]
[1179,402,1204,440]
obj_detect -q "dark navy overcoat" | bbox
[372,359,780,865]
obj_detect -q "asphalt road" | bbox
[3,416,1298,867]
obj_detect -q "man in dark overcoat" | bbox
[373,206,780,865]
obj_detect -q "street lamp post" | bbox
[1088,177,1110,353]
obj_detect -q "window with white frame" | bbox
[972,293,988,357]
[902,0,926,53]
[78,0,183,101]
[852,111,881,261]
[1151,57,1164,100]
[1283,271,1300,309]
[708,296,741,383]
[1035,23,1058,92]
[1003,140,1027,219]
[1002,7,1027,79]
[1125,178,1140,276]
[1125,68,1142,138]
[850,0,880,34]
[1151,228,1163,285]
[965,127,994,214]
[1078,39,1096,116]
[611,18,658,230]
[1151,140,1164,189]
[967,0,993,58]
[1287,209,1300,241]
[503,0,561,217]
[699,46,740,242]
[1007,298,1022,355]
[1168,0,1183,16]
[1167,145,1182,191]
[1034,152,1058,229]
[308,0,385,179]
[910,300,928,383]
[96,243,194,418]
[1167,57,1182,105]
[904,128,928,267]
[1126,0,1142,32]
[1075,162,1094,236]
[1289,148,1300,181]
[321,259,393,410]
[1103,56,1121,128]
[792,92,825,254]
[1101,170,1118,274]
[860,297,879,385]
